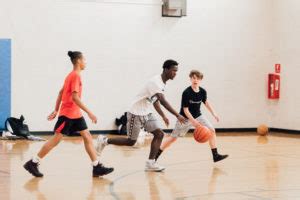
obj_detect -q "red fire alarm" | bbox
[268,73,280,99]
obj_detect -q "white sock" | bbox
[92,160,99,167]
[32,155,41,163]
[104,138,108,145]
[147,159,155,164]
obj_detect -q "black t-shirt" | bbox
[179,86,207,119]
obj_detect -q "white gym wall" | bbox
[267,0,300,130]
[0,0,289,131]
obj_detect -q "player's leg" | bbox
[155,120,191,161]
[37,133,63,159]
[149,129,164,160]
[107,137,137,146]
[144,114,168,171]
[160,135,177,151]
[95,112,139,156]
[79,129,114,177]
[23,116,67,177]
[197,115,228,162]
[80,129,97,161]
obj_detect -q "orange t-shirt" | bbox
[59,71,82,119]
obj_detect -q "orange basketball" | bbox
[257,124,269,136]
[193,125,212,143]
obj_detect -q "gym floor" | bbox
[1,132,300,200]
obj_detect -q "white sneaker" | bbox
[145,160,165,172]
[95,135,107,156]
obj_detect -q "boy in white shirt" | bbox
[96,60,186,172]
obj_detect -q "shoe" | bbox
[24,160,44,177]
[95,135,107,156]
[145,160,165,172]
[213,154,228,162]
[93,163,114,177]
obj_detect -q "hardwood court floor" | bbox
[1,132,300,200]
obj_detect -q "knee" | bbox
[45,135,62,148]
[127,139,137,146]
[53,134,63,144]
[154,131,164,140]
[82,133,92,142]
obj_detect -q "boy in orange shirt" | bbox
[24,51,114,177]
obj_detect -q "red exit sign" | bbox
[275,64,281,73]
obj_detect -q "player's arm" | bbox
[153,100,169,127]
[183,107,201,127]
[204,100,219,122]
[72,92,97,123]
[156,93,186,124]
[47,88,63,121]
[55,88,63,112]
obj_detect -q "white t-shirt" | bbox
[129,75,166,116]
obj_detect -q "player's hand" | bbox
[88,112,98,124]
[177,115,186,124]
[163,116,170,127]
[213,114,219,122]
[192,120,201,128]
[47,111,58,121]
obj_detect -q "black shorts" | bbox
[54,116,88,135]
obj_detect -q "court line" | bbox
[0,170,10,174]
[238,192,271,200]
[108,159,213,200]
[176,188,300,200]
[109,155,300,200]
[108,156,272,199]
[109,144,300,199]
[175,191,270,200]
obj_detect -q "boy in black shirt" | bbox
[156,70,228,163]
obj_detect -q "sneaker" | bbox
[24,160,44,177]
[93,163,114,177]
[213,154,229,163]
[145,160,165,172]
[95,135,107,156]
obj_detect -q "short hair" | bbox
[163,59,178,69]
[189,70,203,79]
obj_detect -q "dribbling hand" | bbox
[177,115,187,124]
[192,120,201,128]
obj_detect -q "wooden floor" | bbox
[1,132,300,200]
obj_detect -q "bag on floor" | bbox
[4,115,45,141]
[115,112,127,135]
[5,115,30,138]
